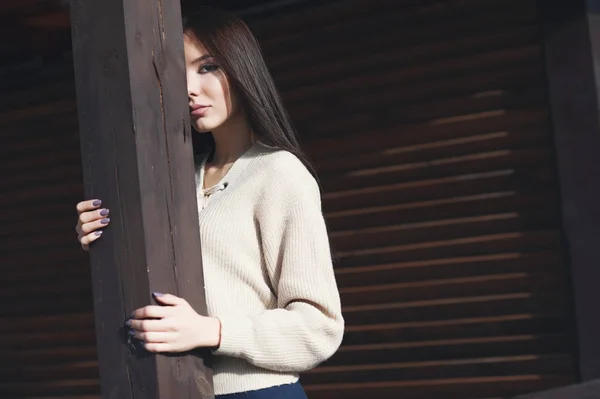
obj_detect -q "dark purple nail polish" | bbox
[126,319,132,327]
[94,231,103,236]
[100,209,109,216]
[153,292,164,297]
[101,218,110,224]
[128,329,135,336]
[92,200,102,207]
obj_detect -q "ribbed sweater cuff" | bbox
[213,315,252,357]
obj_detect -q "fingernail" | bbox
[128,329,135,336]
[153,292,164,297]
[126,319,132,327]
[92,200,102,207]
[130,311,135,318]
[101,218,110,225]
[100,209,109,216]
[94,231,103,236]
[140,341,145,347]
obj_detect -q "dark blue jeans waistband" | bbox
[216,381,307,399]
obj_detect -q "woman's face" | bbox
[184,37,239,133]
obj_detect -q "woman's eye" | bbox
[198,64,219,74]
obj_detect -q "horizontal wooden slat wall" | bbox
[248,0,577,398]
[0,60,100,398]
[0,0,576,398]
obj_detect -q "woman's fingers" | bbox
[79,216,111,235]
[79,207,110,225]
[129,330,176,344]
[142,342,171,353]
[128,318,171,333]
[79,230,104,247]
[75,199,109,251]
[76,199,103,215]
[132,305,173,320]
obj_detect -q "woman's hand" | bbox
[128,293,221,353]
[75,199,110,250]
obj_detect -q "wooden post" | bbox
[538,0,600,381]
[69,0,213,397]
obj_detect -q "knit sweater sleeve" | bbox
[212,158,344,372]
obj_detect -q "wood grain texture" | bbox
[538,0,600,382]
[69,0,213,397]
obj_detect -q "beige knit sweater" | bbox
[194,142,344,395]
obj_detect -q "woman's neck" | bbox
[210,113,254,166]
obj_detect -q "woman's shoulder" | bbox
[251,143,321,208]
[254,142,316,186]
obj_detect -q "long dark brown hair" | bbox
[182,6,314,176]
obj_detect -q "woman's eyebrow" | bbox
[191,55,213,64]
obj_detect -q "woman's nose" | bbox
[187,75,201,97]
[188,83,198,97]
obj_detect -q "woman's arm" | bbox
[213,166,344,372]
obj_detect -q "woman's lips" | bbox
[190,105,210,117]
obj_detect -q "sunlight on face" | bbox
[184,37,239,133]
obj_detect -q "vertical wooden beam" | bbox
[538,0,600,381]
[69,0,213,397]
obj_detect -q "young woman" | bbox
[74,6,344,399]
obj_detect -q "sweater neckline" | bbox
[195,141,264,195]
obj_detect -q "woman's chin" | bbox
[191,124,213,133]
